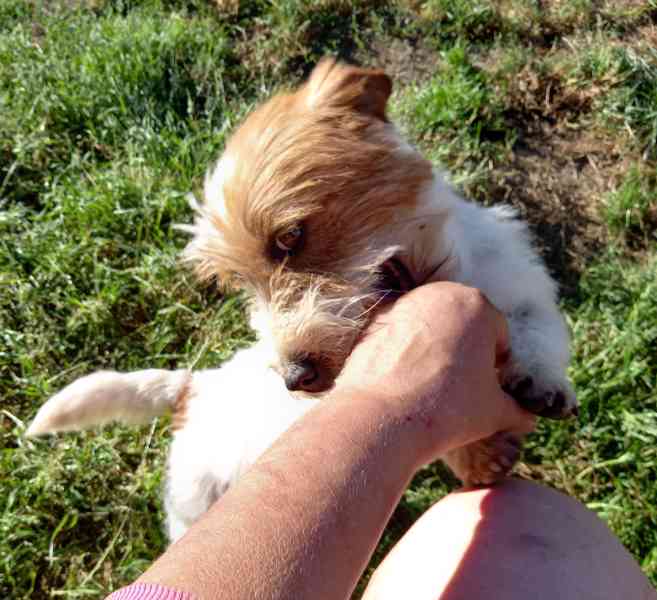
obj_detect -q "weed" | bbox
[414,0,502,42]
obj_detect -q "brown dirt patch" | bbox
[356,35,441,87]
[483,63,610,294]
[489,124,629,296]
[479,56,650,295]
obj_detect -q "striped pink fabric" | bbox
[105,583,197,600]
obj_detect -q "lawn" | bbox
[1,0,656,598]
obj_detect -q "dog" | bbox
[28,58,577,540]
[180,58,577,480]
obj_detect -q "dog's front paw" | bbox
[502,369,577,420]
[442,432,524,487]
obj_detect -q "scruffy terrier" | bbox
[29,59,576,540]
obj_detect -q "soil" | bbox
[357,32,655,295]
[357,36,441,86]
[490,124,617,295]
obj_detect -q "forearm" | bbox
[138,389,442,600]
[136,283,535,600]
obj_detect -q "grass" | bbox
[604,165,657,244]
[527,254,657,564]
[395,44,511,190]
[1,0,656,598]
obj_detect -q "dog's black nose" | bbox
[284,360,323,392]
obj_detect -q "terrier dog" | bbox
[180,59,577,480]
[28,58,577,540]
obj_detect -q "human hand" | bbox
[334,282,536,467]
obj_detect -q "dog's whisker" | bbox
[335,293,379,318]
[351,293,391,321]
[382,212,447,227]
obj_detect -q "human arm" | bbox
[136,283,535,599]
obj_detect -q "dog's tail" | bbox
[26,369,191,436]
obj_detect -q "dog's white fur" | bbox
[28,343,317,542]
[26,369,191,435]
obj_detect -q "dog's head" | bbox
[184,59,447,393]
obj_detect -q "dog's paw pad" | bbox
[463,432,523,486]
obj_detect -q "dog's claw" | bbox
[503,375,576,420]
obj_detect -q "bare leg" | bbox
[363,479,656,600]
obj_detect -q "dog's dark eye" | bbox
[271,225,304,260]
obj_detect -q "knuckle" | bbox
[462,287,490,314]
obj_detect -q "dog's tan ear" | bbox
[303,58,392,121]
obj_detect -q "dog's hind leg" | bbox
[26,369,191,436]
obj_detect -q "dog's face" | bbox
[185,59,443,393]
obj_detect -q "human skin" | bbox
[137,282,535,599]
[363,479,657,600]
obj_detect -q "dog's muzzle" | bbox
[283,359,329,393]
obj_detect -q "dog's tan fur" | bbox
[187,61,430,287]
[184,60,437,385]
[171,375,193,432]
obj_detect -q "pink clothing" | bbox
[106,583,196,600]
